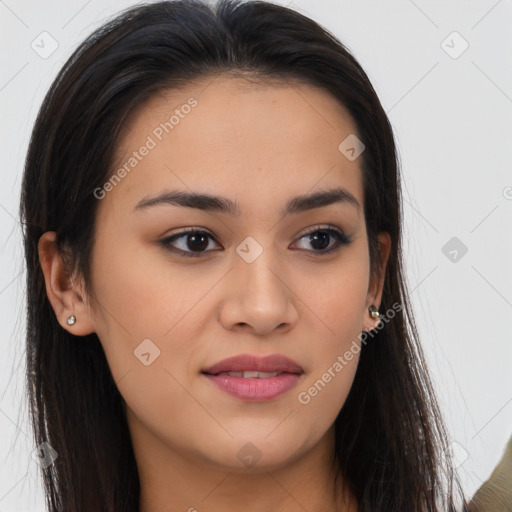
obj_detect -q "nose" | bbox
[218,245,299,336]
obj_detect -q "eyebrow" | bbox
[133,186,360,218]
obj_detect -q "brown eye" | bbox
[292,226,352,254]
[160,225,352,258]
[160,229,221,257]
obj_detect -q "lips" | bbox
[202,353,304,376]
[201,353,304,401]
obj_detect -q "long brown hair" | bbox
[20,1,468,510]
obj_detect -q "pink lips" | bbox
[202,354,304,402]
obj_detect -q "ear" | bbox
[38,231,96,336]
[363,231,391,332]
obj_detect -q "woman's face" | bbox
[74,76,389,474]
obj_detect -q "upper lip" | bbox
[202,354,304,375]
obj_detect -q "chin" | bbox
[199,432,311,473]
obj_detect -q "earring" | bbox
[66,315,76,326]
[368,305,380,318]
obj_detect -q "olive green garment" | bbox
[469,434,512,512]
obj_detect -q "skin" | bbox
[39,75,391,512]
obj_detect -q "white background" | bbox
[1,0,511,510]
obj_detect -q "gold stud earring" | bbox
[369,305,380,318]
[66,315,76,326]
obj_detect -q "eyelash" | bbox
[159,225,352,258]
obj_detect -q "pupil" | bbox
[311,231,329,250]
[188,233,208,251]
[184,231,332,252]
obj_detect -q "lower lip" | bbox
[203,373,302,402]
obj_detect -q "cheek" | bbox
[289,250,368,430]
[88,244,208,453]
[89,231,217,346]
[293,246,370,342]
[296,349,359,427]
[87,236,227,426]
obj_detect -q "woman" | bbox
[20,0,469,510]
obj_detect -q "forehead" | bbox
[103,74,364,216]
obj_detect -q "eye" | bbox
[292,225,352,254]
[159,228,221,258]
[159,224,352,258]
